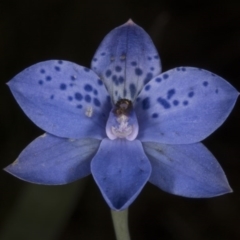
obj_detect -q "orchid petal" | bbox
[4,134,100,184]
[8,60,112,139]
[91,20,161,103]
[91,138,151,210]
[135,67,239,144]
[143,141,232,197]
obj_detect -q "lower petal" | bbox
[4,134,100,185]
[143,142,232,197]
[91,138,151,210]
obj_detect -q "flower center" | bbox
[106,99,139,141]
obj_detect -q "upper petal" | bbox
[135,67,239,144]
[8,60,112,139]
[91,138,151,210]
[4,133,100,184]
[143,141,232,197]
[91,20,161,103]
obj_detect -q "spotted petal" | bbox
[8,60,112,139]
[4,134,100,184]
[135,67,239,144]
[91,138,151,210]
[91,20,161,103]
[143,141,232,197]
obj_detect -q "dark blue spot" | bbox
[46,76,52,81]
[136,97,141,102]
[167,89,176,99]
[115,90,118,96]
[118,76,124,83]
[101,52,106,56]
[188,91,194,98]
[68,96,73,101]
[38,80,43,85]
[211,73,215,76]
[155,77,162,83]
[173,100,179,106]
[115,66,122,72]
[154,55,159,59]
[163,74,169,79]
[93,89,98,95]
[135,68,143,76]
[106,70,112,77]
[50,95,54,99]
[60,83,67,90]
[94,98,101,107]
[93,58,98,62]
[98,79,103,85]
[131,61,137,66]
[40,69,45,74]
[145,85,151,91]
[84,84,93,92]
[142,97,150,110]
[107,96,111,103]
[215,89,219,94]
[157,97,171,109]
[148,56,152,60]
[55,66,60,71]
[183,100,189,106]
[130,84,136,98]
[58,60,63,64]
[84,67,90,72]
[152,113,158,118]
[112,75,118,85]
[75,92,83,101]
[71,75,76,81]
[203,81,208,87]
[176,67,181,71]
[77,104,82,109]
[144,72,153,84]
[69,83,74,87]
[181,67,186,71]
[150,67,154,71]
[85,94,91,103]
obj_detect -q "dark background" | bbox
[1,0,240,239]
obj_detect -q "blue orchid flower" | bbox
[5,20,239,210]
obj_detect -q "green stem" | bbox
[111,209,131,240]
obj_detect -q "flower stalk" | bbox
[111,208,131,240]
